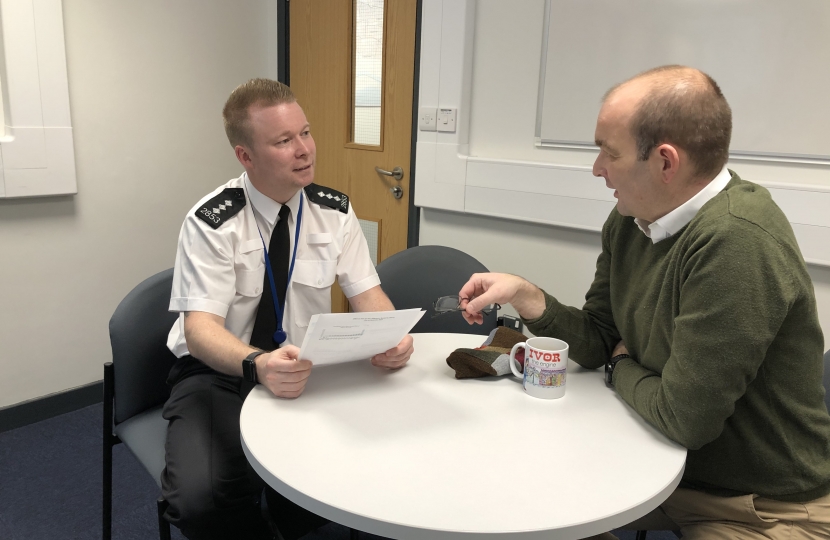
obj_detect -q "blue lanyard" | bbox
[255,193,304,345]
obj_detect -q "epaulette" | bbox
[304,183,349,214]
[194,188,247,229]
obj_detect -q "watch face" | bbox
[605,362,613,386]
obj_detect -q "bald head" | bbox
[604,65,714,103]
[603,65,732,180]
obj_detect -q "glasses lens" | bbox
[434,295,461,312]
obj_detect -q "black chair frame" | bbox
[103,362,172,540]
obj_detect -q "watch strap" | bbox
[605,353,631,387]
[243,351,265,384]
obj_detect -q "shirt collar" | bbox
[635,166,732,244]
[244,172,302,229]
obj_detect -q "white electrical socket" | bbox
[419,107,437,131]
[437,108,457,132]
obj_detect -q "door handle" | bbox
[375,166,404,181]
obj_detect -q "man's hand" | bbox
[256,345,313,399]
[371,334,414,369]
[349,286,414,369]
[611,340,628,358]
[458,273,546,324]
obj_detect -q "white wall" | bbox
[419,0,830,348]
[0,0,277,408]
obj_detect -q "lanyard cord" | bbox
[255,193,304,345]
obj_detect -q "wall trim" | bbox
[536,139,830,167]
[0,380,103,434]
[408,0,423,248]
[277,0,289,85]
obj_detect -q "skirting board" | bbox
[0,380,103,434]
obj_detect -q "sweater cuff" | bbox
[613,357,660,405]
[520,289,562,334]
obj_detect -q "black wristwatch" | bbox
[243,351,266,384]
[605,353,631,387]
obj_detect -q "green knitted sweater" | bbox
[524,172,830,502]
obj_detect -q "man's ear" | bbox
[234,145,252,168]
[656,143,681,184]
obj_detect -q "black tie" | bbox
[250,205,291,350]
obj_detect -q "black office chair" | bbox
[375,245,497,335]
[103,268,177,540]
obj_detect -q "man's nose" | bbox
[592,158,603,178]
[294,138,309,157]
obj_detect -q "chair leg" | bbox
[350,528,360,540]
[158,497,171,540]
[635,531,648,540]
[103,440,112,540]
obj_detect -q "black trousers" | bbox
[161,356,328,540]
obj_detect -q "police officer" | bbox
[161,78,414,540]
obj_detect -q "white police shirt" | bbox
[166,172,380,356]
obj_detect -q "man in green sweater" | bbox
[460,65,830,539]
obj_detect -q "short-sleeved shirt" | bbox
[166,172,380,356]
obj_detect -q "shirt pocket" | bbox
[307,232,332,245]
[291,259,337,327]
[236,239,265,297]
[302,232,338,262]
[235,268,264,298]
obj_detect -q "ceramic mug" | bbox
[509,337,569,399]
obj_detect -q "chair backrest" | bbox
[376,245,497,335]
[824,350,830,412]
[109,268,178,425]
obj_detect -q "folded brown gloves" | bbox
[446,326,527,379]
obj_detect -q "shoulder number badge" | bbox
[194,188,247,229]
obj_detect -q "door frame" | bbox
[276,0,422,248]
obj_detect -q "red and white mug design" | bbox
[509,337,569,399]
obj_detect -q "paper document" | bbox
[298,309,425,365]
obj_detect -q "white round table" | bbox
[241,333,686,539]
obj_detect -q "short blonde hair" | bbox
[222,78,296,148]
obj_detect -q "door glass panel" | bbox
[358,219,380,266]
[352,0,384,146]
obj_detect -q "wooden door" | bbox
[290,0,417,312]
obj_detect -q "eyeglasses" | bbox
[432,295,500,318]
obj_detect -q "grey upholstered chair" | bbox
[375,245,497,335]
[103,268,177,540]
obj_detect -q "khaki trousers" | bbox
[585,488,830,540]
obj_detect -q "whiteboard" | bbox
[537,0,830,160]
